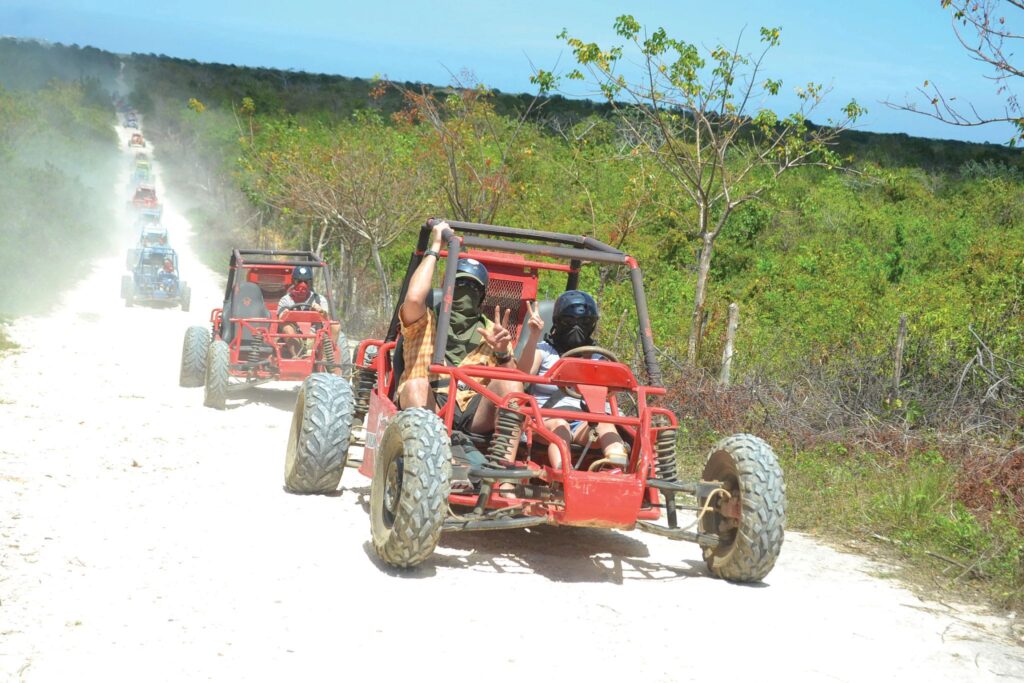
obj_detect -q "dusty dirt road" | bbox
[1,125,1023,683]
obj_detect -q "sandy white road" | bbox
[0,122,1022,683]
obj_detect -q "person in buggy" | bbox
[277,265,330,359]
[396,220,520,436]
[517,289,629,470]
[162,256,175,274]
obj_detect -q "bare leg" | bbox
[468,378,523,434]
[280,323,302,358]
[542,418,572,469]
[399,377,431,409]
[576,422,628,466]
[593,422,625,452]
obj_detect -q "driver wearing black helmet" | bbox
[517,289,628,470]
[396,220,522,436]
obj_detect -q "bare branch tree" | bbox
[886,0,1024,145]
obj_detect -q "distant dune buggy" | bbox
[130,166,153,186]
[121,246,190,311]
[128,132,145,147]
[125,224,169,269]
[178,249,346,410]
[284,220,786,582]
[129,184,160,213]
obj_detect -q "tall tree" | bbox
[393,74,537,224]
[537,16,864,365]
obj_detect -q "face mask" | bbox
[548,318,596,354]
[445,281,486,365]
[291,282,311,303]
[451,282,483,317]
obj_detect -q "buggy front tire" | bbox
[179,325,210,387]
[180,283,191,312]
[203,340,230,409]
[699,434,786,582]
[284,374,354,494]
[370,408,451,568]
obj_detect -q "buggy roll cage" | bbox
[223,248,338,321]
[384,219,662,387]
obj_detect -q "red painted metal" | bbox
[352,220,679,532]
[204,256,341,384]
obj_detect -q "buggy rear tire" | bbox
[179,325,210,387]
[698,434,786,582]
[203,340,230,409]
[180,283,191,312]
[284,374,354,494]
[370,408,451,568]
[120,274,131,299]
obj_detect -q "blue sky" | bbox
[1,0,1019,144]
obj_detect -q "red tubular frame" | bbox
[359,219,671,529]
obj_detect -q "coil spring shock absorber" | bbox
[321,332,336,371]
[654,417,679,528]
[655,426,678,482]
[352,346,377,424]
[486,404,526,465]
[245,345,266,364]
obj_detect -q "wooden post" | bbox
[719,302,739,386]
[893,314,908,397]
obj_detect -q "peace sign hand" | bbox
[478,305,513,355]
[525,301,544,336]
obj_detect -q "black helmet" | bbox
[455,258,488,290]
[292,265,313,282]
[547,290,598,354]
[553,290,598,323]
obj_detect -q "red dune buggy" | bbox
[130,184,159,212]
[128,132,145,147]
[178,249,345,410]
[283,221,786,582]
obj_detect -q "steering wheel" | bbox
[559,345,620,400]
[281,303,314,313]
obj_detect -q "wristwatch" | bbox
[423,249,440,260]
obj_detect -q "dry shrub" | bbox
[647,333,1022,528]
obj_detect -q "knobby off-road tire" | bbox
[203,340,230,410]
[699,434,786,582]
[180,283,191,312]
[179,325,210,387]
[284,374,354,494]
[370,408,451,568]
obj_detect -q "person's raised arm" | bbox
[399,221,446,326]
[517,300,544,374]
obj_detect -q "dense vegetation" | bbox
[0,46,120,319]
[1,37,1021,607]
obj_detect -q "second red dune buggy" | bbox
[129,184,160,212]
[283,221,786,583]
[178,249,346,410]
[128,132,145,147]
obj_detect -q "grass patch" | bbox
[780,443,1024,611]
[0,318,17,353]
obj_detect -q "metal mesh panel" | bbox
[483,278,525,344]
